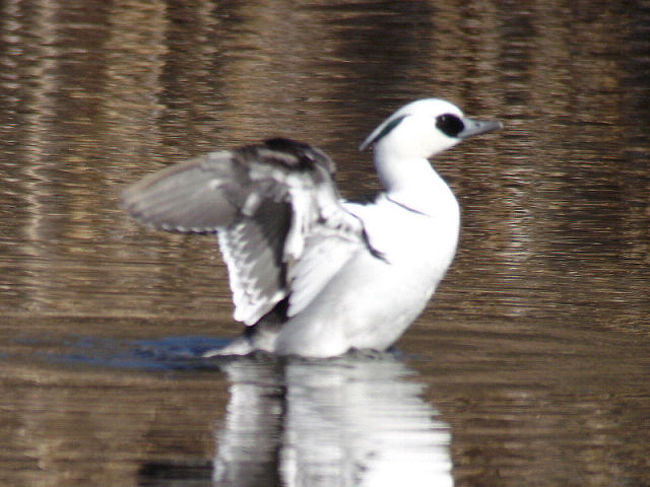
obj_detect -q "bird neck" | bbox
[374,151,457,216]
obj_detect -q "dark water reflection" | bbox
[0,0,648,486]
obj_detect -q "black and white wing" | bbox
[121,138,369,325]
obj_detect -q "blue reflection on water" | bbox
[26,334,232,371]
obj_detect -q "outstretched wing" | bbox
[121,138,369,325]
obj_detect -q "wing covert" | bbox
[122,138,369,326]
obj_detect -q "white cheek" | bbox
[427,130,459,154]
[389,117,433,158]
[401,116,458,156]
[376,114,460,160]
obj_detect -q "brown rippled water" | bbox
[0,1,648,486]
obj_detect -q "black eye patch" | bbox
[436,114,464,137]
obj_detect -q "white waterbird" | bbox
[122,99,501,357]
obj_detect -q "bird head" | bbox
[360,98,501,160]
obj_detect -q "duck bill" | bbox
[458,118,503,139]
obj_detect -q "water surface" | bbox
[0,1,648,486]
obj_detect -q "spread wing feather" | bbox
[121,138,368,326]
[218,200,290,324]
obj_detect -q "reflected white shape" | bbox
[214,354,453,487]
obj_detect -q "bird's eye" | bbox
[436,114,464,137]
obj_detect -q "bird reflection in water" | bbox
[213,352,453,487]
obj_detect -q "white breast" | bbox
[274,194,460,357]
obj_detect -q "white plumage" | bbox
[122,99,501,357]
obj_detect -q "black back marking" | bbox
[235,137,336,175]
